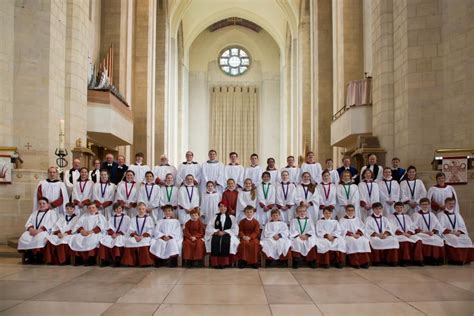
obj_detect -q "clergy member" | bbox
[152,154,177,185]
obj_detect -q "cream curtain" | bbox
[210,86,258,165]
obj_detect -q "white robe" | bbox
[69,213,108,252]
[316,219,346,253]
[339,217,371,254]
[300,162,322,184]
[124,215,155,248]
[377,179,401,216]
[294,184,320,223]
[336,183,361,219]
[71,180,94,215]
[152,165,177,184]
[100,214,131,248]
[236,189,257,222]
[277,166,300,184]
[328,169,340,185]
[200,191,222,223]
[275,182,297,223]
[33,179,69,217]
[128,164,151,185]
[204,214,240,254]
[177,185,200,225]
[400,179,427,214]
[360,165,384,181]
[176,162,201,186]
[138,183,161,222]
[317,183,337,219]
[63,168,80,196]
[427,185,459,213]
[266,169,279,185]
[149,218,183,259]
[411,211,445,247]
[18,210,56,250]
[201,161,225,192]
[256,182,276,225]
[224,164,245,188]
[260,221,291,259]
[47,214,79,246]
[365,215,400,250]
[244,165,263,185]
[92,182,116,219]
[389,213,422,243]
[437,211,472,248]
[115,181,139,217]
[358,181,380,220]
[289,218,319,256]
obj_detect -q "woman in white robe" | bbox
[92,170,116,219]
[336,171,361,219]
[289,206,319,268]
[236,179,257,222]
[358,169,380,221]
[18,198,57,264]
[200,181,222,223]
[316,207,346,267]
[71,167,94,216]
[178,175,200,225]
[149,207,183,263]
[260,210,291,261]
[400,166,427,215]
[339,204,371,268]
[115,170,139,217]
[45,204,79,264]
[256,172,276,226]
[69,204,107,263]
[276,170,297,223]
[377,168,401,217]
[427,172,460,213]
[295,172,320,224]
[33,167,69,217]
[317,171,337,219]
[138,171,161,222]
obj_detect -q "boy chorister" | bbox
[201,149,225,193]
[412,198,445,265]
[300,151,322,184]
[339,204,371,269]
[437,197,473,265]
[244,153,263,185]
[389,201,424,266]
[237,206,260,269]
[34,166,69,218]
[122,202,155,267]
[98,203,131,267]
[222,178,239,216]
[428,172,459,213]
[138,171,161,222]
[178,174,200,225]
[72,167,93,215]
[150,205,183,267]
[18,197,57,264]
[116,170,139,217]
[69,204,107,265]
[276,170,297,223]
[92,169,116,219]
[176,151,201,186]
[365,202,399,266]
[295,172,320,223]
[256,172,276,226]
[200,181,221,223]
[183,208,206,267]
[159,173,179,218]
[128,152,151,184]
[278,155,300,184]
[358,169,380,221]
[205,202,240,269]
[317,170,337,219]
[45,203,78,265]
[260,209,291,266]
[224,152,245,188]
[236,178,257,222]
[400,166,427,215]
[290,205,318,269]
[316,207,346,268]
[377,167,401,217]
[336,170,361,219]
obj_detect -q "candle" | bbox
[59,119,65,150]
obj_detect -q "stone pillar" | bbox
[0,0,14,147]
[311,0,333,162]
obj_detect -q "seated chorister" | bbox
[237,206,260,269]
[260,209,291,267]
[289,205,318,269]
[182,208,206,268]
[338,204,371,269]
[315,206,346,268]
[98,202,131,267]
[45,202,78,265]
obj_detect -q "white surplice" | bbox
[400,179,427,214]
[275,181,297,223]
[260,221,291,259]
[339,216,371,254]
[224,164,245,188]
[124,215,155,248]
[152,164,177,184]
[72,180,94,215]
[244,165,263,185]
[388,213,422,243]
[437,210,473,248]
[33,179,69,217]
[236,189,257,222]
[69,213,108,252]
[100,214,131,248]
[358,180,380,220]
[201,161,225,193]
[377,178,401,216]
[115,181,139,217]
[336,183,361,220]
[46,214,79,246]
[317,182,337,219]
[128,164,151,185]
[294,184,320,223]
[18,210,56,250]
[289,218,319,256]
[177,185,200,225]
[300,162,322,184]
[411,211,445,247]
[427,185,459,213]
[315,218,346,253]
[149,218,183,259]
[176,162,201,186]
[92,181,116,219]
[256,182,276,225]
[138,183,161,222]
[365,215,400,250]
[200,191,222,223]
[277,166,300,184]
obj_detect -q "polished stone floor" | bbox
[0,257,472,316]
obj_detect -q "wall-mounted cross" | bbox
[25,142,32,150]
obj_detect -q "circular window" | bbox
[218,46,251,76]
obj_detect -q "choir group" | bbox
[17,150,473,269]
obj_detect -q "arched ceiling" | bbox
[168,0,301,55]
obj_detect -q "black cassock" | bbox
[211,214,232,257]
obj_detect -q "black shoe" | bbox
[309,261,317,269]
[238,260,246,269]
[335,262,343,269]
[292,259,300,269]
[352,265,360,269]
[185,260,192,268]
[169,257,178,268]
[400,261,407,267]
[361,263,369,269]
[251,263,259,269]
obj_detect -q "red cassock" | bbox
[237,218,260,264]
[182,220,206,260]
[222,190,239,216]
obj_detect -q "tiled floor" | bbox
[0,257,472,316]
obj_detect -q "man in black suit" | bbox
[336,157,358,183]
[391,157,406,182]
[113,154,128,184]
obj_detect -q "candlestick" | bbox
[59,119,65,150]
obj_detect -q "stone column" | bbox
[0,0,14,146]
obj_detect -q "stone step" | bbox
[0,244,20,258]
[7,238,18,249]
